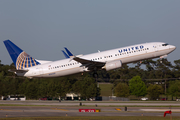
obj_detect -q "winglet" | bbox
[62,50,70,58]
[64,47,74,57]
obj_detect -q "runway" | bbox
[0,100,180,118]
[1,106,180,118]
[1,100,180,106]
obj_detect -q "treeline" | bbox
[109,59,180,100]
[0,58,180,100]
[114,75,180,100]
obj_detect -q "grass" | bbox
[0,116,180,120]
[99,83,113,96]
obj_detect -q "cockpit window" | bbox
[162,43,169,46]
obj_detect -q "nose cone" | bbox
[170,45,176,50]
[169,45,176,53]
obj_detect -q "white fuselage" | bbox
[17,42,176,78]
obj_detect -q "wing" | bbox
[73,57,105,70]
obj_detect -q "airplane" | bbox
[3,40,176,78]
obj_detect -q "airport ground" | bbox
[0,100,180,119]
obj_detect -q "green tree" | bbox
[56,77,72,100]
[172,59,180,78]
[168,80,180,100]
[142,59,157,79]
[25,80,38,99]
[0,71,8,96]
[155,59,173,78]
[19,78,29,95]
[147,84,163,100]
[72,76,100,100]
[114,83,129,97]
[8,78,20,96]
[129,76,147,97]
[37,79,49,98]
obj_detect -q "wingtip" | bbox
[3,39,10,42]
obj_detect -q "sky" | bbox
[0,0,180,65]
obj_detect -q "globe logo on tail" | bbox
[16,51,40,70]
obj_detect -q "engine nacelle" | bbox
[103,60,122,71]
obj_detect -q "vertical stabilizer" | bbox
[3,40,40,70]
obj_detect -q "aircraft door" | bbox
[153,44,158,52]
[153,44,159,57]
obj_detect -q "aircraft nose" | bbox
[169,45,176,51]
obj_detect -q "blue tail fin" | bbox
[64,47,74,57]
[3,40,40,70]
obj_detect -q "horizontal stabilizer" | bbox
[9,69,29,73]
[36,60,52,64]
